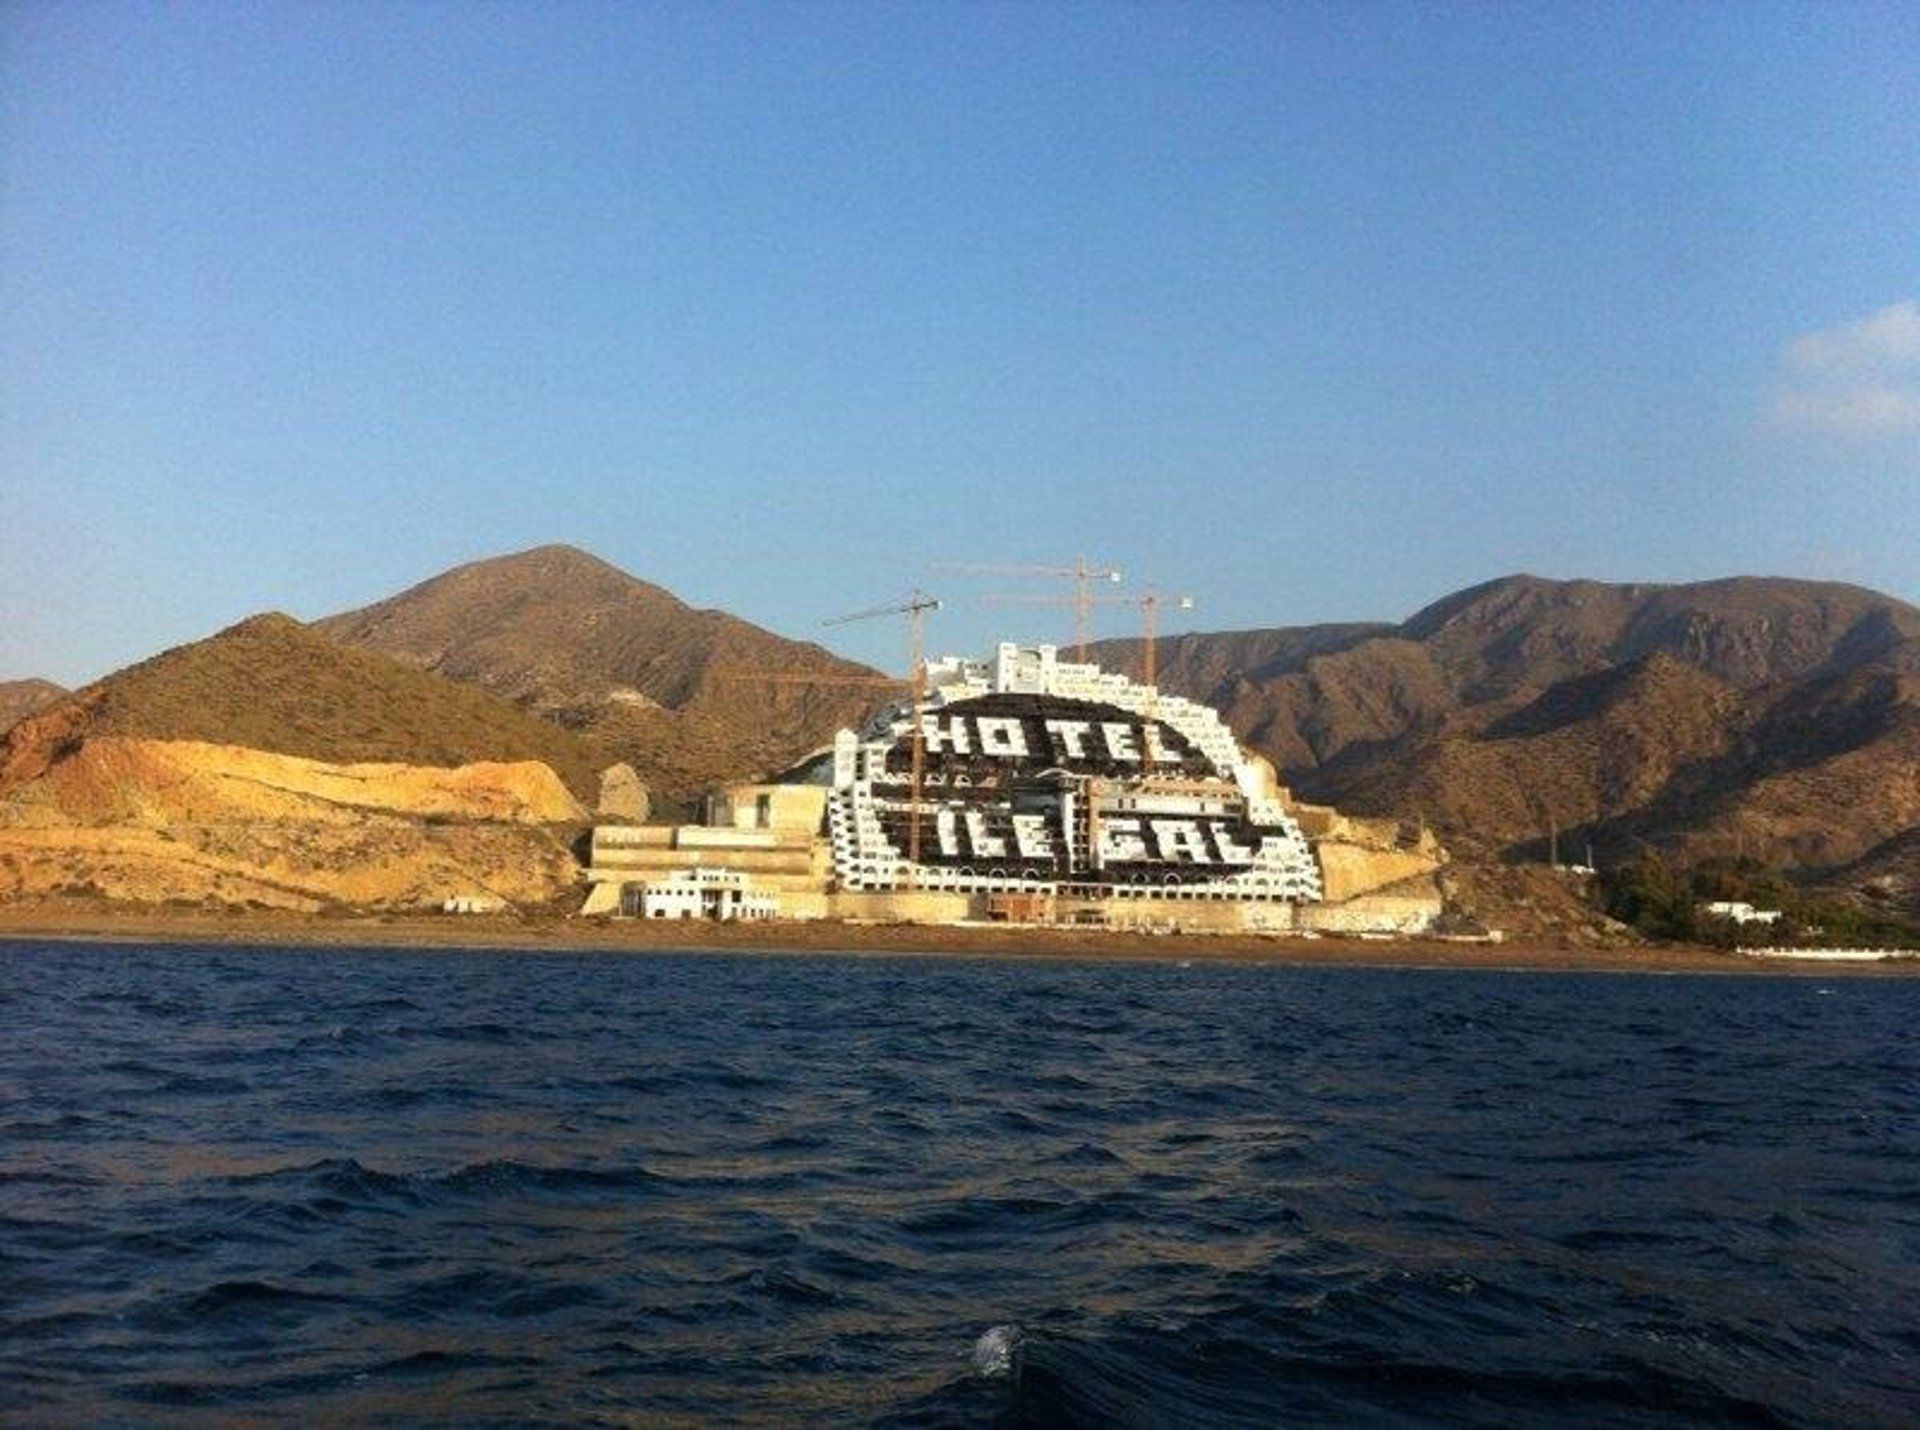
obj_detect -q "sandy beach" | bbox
[2,904,1913,976]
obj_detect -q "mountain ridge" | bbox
[0,612,604,800]
[1092,573,1920,885]
[313,544,890,798]
[6,552,1914,916]
[0,679,68,734]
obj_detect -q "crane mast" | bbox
[933,556,1122,661]
[982,588,1194,706]
[823,592,941,887]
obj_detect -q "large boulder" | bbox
[596,762,650,823]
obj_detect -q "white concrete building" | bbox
[1704,901,1783,925]
[825,642,1323,902]
[577,644,1449,935]
[618,867,780,921]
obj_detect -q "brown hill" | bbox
[0,623,598,914]
[1105,575,1919,755]
[0,738,585,911]
[1093,574,1920,880]
[314,545,888,798]
[1833,827,1920,921]
[0,613,602,800]
[1319,654,1747,854]
[2,737,584,829]
[0,679,66,733]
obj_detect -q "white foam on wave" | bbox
[972,1324,1019,1378]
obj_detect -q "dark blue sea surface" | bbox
[3,942,1918,1426]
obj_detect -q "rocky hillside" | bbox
[1094,574,1920,877]
[0,613,603,799]
[0,738,584,911]
[0,679,66,733]
[314,545,888,797]
[1833,827,1920,921]
[2,738,584,829]
[0,614,607,914]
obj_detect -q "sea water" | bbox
[3,942,1917,1425]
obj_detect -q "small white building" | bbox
[1703,900,1783,925]
[619,867,780,922]
[442,894,507,915]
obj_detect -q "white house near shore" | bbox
[619,867,779,921]
[1703,900,1782,925]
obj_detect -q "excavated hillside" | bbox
[0,613,603,799]
[2,738,584,828]
[1093,574,1920,883]
[0,738,585,911]
[314,545,888,798]
[0,618,602,913]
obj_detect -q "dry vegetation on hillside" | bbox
[315,544,889,796]
[4,549,1916,932]
[0,679,67,733]
[1096,574,1920,893]
[0,613,604,799]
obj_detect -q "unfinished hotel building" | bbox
[584,644,1446,933]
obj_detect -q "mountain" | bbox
[1093,574,1920,876]
[0,616,604,912]
[0,613,602,799]
[314,545,887,798]
[1834,827,1920,921]
[0,736,586,912]
[0,679,67,733]
[9,556,1914,919]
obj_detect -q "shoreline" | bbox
[1,905,1914,976]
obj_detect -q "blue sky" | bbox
[3,2,1916,684]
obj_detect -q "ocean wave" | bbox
[433,1158,674,1198]
[126,1277,348,1336]
[892,1312,1801,1428]
[6,942,1918,1424]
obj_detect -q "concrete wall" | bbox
[676,827,778,849]
[592,825,675,850]
[585,824,832,903]
[709,784,829,835]
[1054,896,1297,933]
[828,889,975,924]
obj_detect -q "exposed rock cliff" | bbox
[0,737,585,912]
[0,612,603,800]
[1,738,584,828]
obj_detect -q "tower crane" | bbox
[982,586,1194,873]
[823,592,942,886]
[932,556,1122,661]
[1135,589,1196,702]
[982,588,1194,697]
